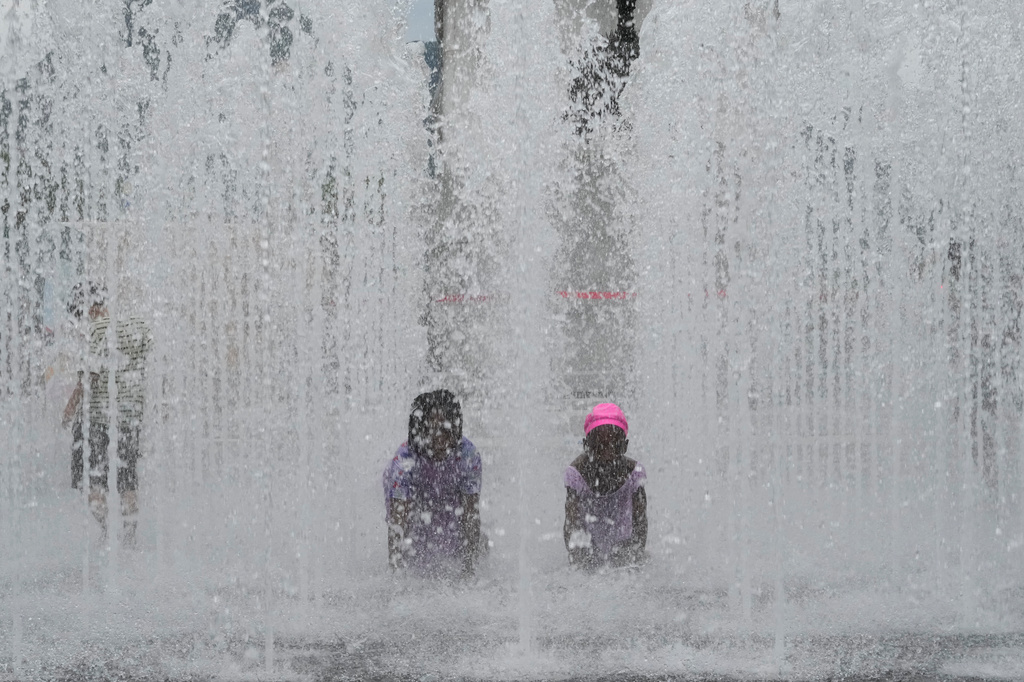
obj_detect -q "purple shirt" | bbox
[383,438,481,568]
[564,462,646,560]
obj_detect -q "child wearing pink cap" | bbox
[563,403,648,569]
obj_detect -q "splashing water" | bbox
[1,0,1024,679]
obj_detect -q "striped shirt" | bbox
[88,315,153,425]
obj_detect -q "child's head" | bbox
[67,281,106,321]
[409,389,463,461]
[583,403,629,462]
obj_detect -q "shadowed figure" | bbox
[383,390,484,578]
[564,403,648,570]
[63,282,152,548]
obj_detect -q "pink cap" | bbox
[584,403,628,437]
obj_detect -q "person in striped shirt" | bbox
[63,283,152,547]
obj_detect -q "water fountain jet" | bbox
[0,0,1023,679]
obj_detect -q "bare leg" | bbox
[121,490,138,548]
[89,488,108,541]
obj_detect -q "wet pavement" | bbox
[5,630,1022,682]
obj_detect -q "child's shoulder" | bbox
[458,437,481,463]
[627,458,647,484]
[388,443,416,471]
[626,457,647,474]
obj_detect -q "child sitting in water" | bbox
[563,403,647,569]
[383,390,483,577]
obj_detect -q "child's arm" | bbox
[387,499,411,570]
[564,488,593,567]
[62,376,84,428]
[459,493,481,575]
[627,487,648,562]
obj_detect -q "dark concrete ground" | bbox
[3,630,1021,682]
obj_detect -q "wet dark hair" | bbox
[67,282,106,320]
[408,389,463,454]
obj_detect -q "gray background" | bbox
[406,0,436,41]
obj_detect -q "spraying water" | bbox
[1,0,1024,679]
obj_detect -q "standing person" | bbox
[563,403,647,570]
[62,282,152,547]
[383,390,483,577]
